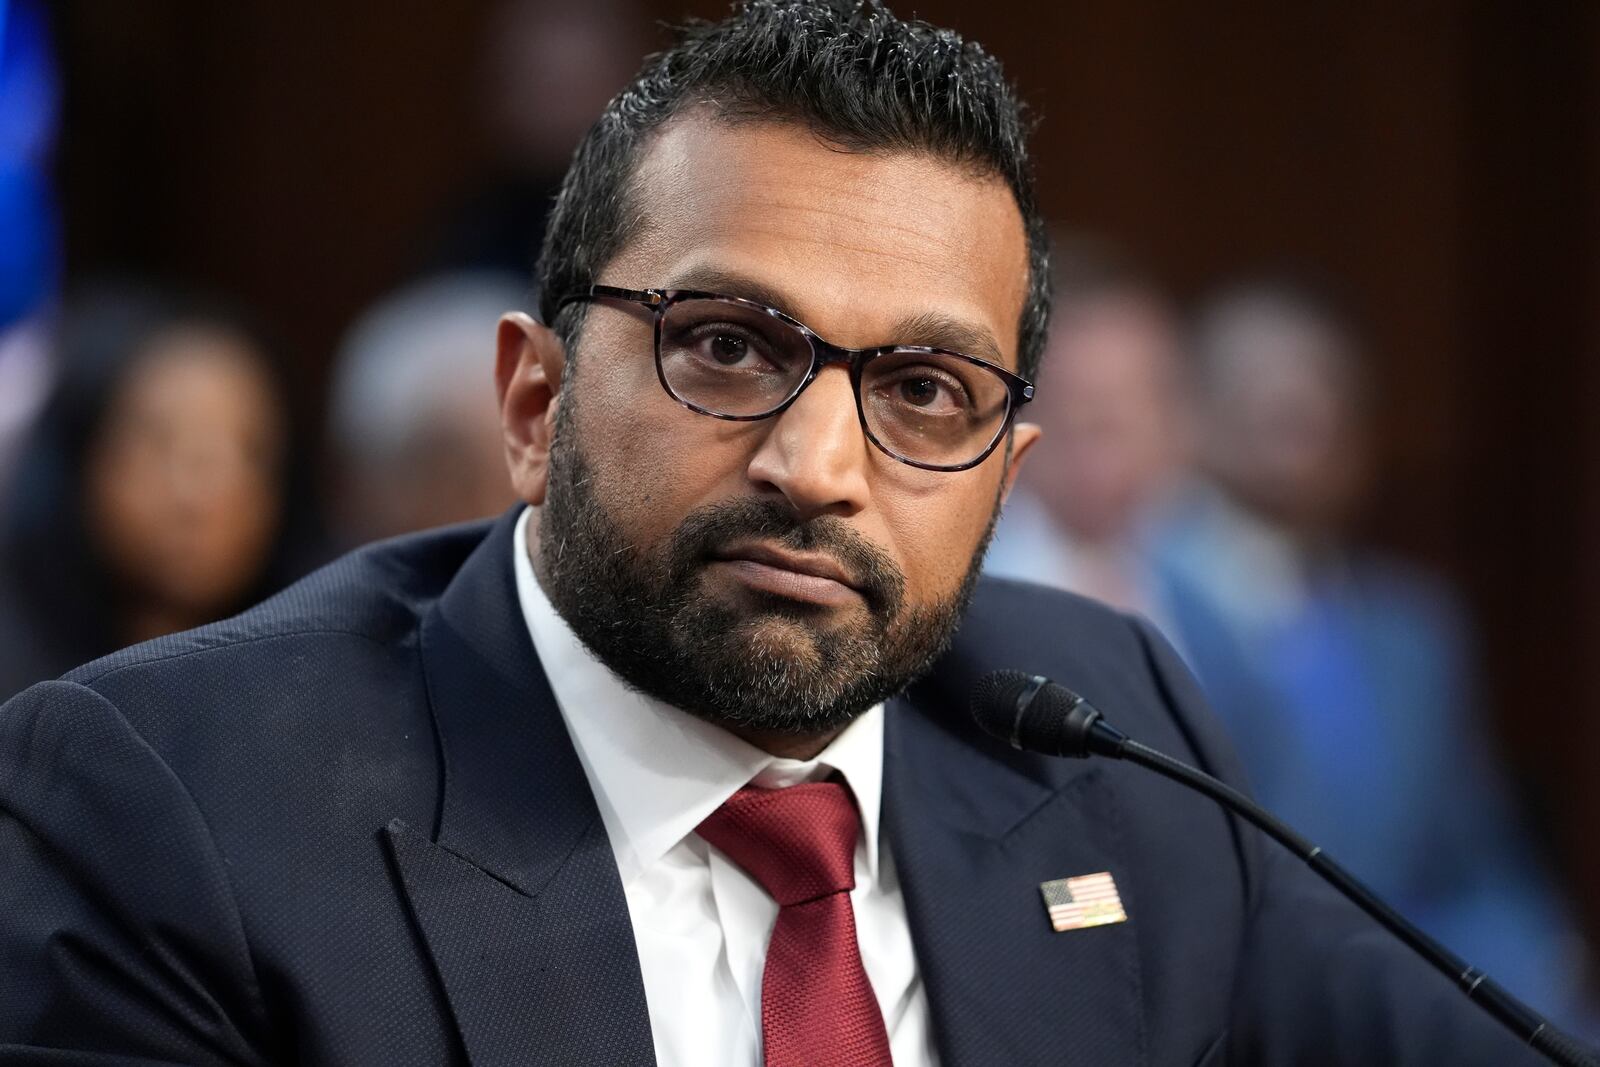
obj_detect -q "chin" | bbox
[724,613,829,670]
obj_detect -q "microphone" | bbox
[971,669,1598,1067]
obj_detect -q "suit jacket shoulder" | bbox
[0,515,1557,1066]
[1,521,493,1064]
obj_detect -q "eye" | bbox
[708,331,750,366]
[880,364,973,414]
[681,322,778,370]
[898,375,944,407]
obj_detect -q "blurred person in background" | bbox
[985,241,1196,630]
[984,241,1280,795]
[326,272,525,546]
[0,0,61,493]
[430,0,649,276]
[1159,275,1592,1022]
[0,285,319,701]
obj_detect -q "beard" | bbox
[535,392,1000,738]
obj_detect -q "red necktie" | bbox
[697,781,894,1067]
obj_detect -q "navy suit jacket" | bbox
[0,511,1548,1065]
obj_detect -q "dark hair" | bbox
[536,0,1051,381]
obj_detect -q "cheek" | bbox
[209,470,281,553]
[570,356,758,549]
[876,476,1001,604]
[85,447,163,560]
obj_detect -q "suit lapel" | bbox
[381,513,1147,1065]
[886,659,1147,1067]
[385,512,655,1066]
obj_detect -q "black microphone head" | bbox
[970,669,1041,741]
[971,669,1107,758]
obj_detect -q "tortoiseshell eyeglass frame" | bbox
[555,284,1035,472]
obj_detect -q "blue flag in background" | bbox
[0,0,60,330]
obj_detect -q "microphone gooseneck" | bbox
[969,670,1599,1067]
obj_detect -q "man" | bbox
[1161,276,1592,1027]
[985,243,1196,628]
[326,272,526,546]
[0,3,1557,1064]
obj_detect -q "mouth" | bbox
[707,541,864,607]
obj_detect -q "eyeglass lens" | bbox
[658,296,1013,468]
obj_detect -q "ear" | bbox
[999,421,1042,504]
[495,311,568,506]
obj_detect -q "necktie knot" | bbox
[697,780,859,907]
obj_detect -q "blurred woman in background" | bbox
[0,284,320,701]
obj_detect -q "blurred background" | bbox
[2,0,1597,1034]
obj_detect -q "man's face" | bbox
[1029,293,1191,543]
[1200,314,1368,536]
[497,115,1037,741]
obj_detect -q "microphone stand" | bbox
[1082,719,1599,1067]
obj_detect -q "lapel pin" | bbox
[1040,872,1127,932]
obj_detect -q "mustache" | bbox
[665,498,906,616]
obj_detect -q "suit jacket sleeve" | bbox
[0,680,269,1065]
[1128,618,1552,1066]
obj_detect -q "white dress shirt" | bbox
[512,507,938,1066]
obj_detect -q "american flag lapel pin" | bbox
[1040,871,1127,932]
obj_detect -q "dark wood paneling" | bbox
[1454,0,1600,939]
[55,1,492,422]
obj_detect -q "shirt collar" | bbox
[512,507,885,887]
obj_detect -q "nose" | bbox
[159,430,240,514]
[745,365,871,520]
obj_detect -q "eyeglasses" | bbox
[555,285,1035,472]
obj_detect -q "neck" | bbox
[120,602,205,646]
[723,722,844,761]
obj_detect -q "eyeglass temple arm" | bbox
[557,285,663,311]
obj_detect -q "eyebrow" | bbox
[890,310,1005,364]
[667,266,1008,366]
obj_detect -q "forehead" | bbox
[609,113,1031,369]
[1205,314,1355,405]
